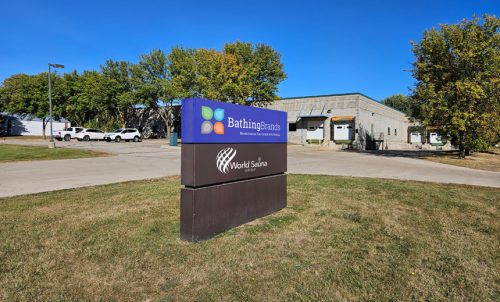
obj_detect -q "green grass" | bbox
[0,175,498,301]
[334,140,353,144]
[0,144,108,163]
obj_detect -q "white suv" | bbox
[76,128,105,141]
[105,128,142,142]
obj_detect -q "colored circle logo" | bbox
[201,106,224,135]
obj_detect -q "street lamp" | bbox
[48,63,64,148]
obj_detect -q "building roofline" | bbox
[279,92,378,102]
[277,92,407,117]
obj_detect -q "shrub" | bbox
[469,138,491,152]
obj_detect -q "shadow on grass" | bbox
[352,150,458,159]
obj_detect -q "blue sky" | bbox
[0,0,498,100]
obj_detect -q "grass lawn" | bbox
[0,175,498,301]
[0,144,108,163]
[423,148,500,172]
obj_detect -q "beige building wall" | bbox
[267,93,410,150]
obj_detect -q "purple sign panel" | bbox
[181,98,287,143]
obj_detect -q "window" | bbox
[67,128,73,131]
[394,129,397,136]
[336,126,342,129]
[347,126,353,129]
[388,127,391,135]
[288,123,297,132]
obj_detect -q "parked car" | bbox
[54,127,85,141]
[76,128,105,141]
[104,128,142,142]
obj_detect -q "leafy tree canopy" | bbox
[411,14,499,157]
[380,94,413,117]
[169,41,286,106]
[0,41,286,136]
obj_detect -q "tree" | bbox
[131,49,177,137]
[63,70,107,127]
[167,46,249,104]
[411,15,500,157]
[0,87,4,135]
[380,94,413,117]
[167,47,198,99]
[0,73,64,138]
[100,60,135,127]
[57,70,81,125]
[224,41,286,106]
[194,48,249,103]
[168,42,287,107]
[0,42,287,137]
[57,64,133,131]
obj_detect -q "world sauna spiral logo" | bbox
[216,147,237,174]
[201,106,224,135]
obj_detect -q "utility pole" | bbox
[47,63,64,148]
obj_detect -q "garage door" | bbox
[334,123,353,140]
[410,132,422,143]
[306,120,324,140]
[429,132,442,144]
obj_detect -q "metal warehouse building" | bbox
[267,93,411,150]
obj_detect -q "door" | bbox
[86,129,97,140]
[95,130,105,140]
[124,129,135,139]
[429,132,442,144]
[410,132,421,143]
[334,123,353,141]
[306,120,324,140]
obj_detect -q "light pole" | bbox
[48,63,64,148]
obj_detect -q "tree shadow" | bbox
[354,149,458,159]
[2,116,29,136]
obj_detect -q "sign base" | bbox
[181,174,287,241]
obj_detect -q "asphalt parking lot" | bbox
[0,140,499,197]
[0,140,181,197]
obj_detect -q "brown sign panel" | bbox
[181,143,287,187]
[180,174,287,241]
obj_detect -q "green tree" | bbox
[0,90,4,135]
[57,71,81,126]
[100,60,135,127]
[380,94,413,117]
[168,42,286,106]
[194,48,249,103]
[411,15,500,157]
[131,49,178,137]
[58,65,131,131]
[224,41,287,106]
[63,70,107,127]
[167,47,198,99]
[167,47,249,103]
[0,73,64,138]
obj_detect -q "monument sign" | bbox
[180,98,287,241]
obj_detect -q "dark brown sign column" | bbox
[180,98,288,241]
